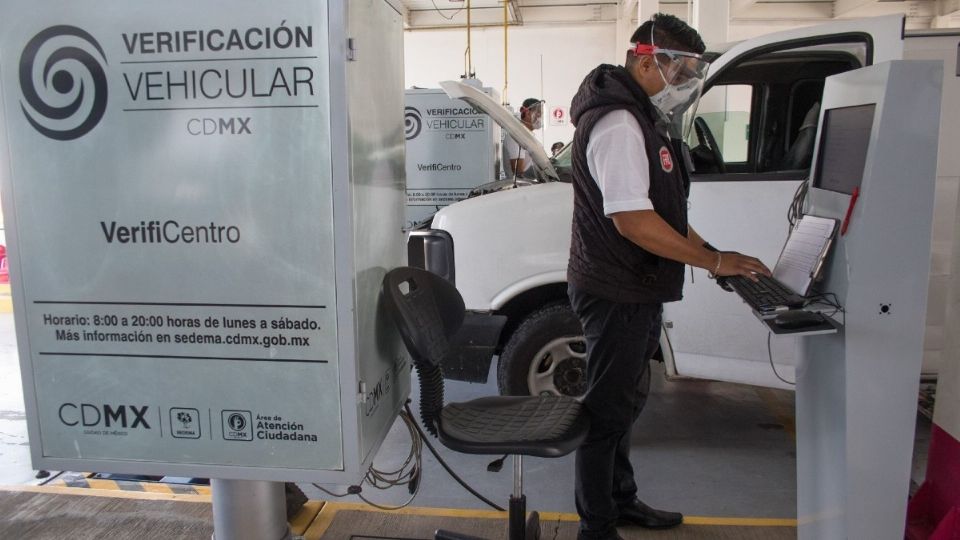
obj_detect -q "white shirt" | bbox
[503,116,532,176]
[586,110,653,216]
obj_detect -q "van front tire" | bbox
[496,303,587,397]
[496,302,653,409]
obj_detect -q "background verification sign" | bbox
[0,2,344,472]
[404,87,499,228]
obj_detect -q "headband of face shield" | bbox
[631,23,709,137]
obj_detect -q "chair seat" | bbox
[439,395,589,458]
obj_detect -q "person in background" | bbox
[503,97,543,178]
[567,13,771,540]
[551,141,565,157]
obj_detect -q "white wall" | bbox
[405,23,616,148]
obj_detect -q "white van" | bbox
[407,15,959,396]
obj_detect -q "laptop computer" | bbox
[724,215,838,317]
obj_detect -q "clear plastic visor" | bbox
[632,44,709,137]
[632,44,709,85]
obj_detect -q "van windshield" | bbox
[550,142,574,182]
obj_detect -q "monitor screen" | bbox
[813,103,876,195]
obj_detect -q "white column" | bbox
[614,0,664,63]
[930,14,954,28]
[691,0,729,45]
[639,0,659,22]
[614,0,638,63]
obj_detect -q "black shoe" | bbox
[616,498,683,529]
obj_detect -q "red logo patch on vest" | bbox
[659,146,674,173]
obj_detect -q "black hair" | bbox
[625,13,705,67]
[521,98,543,111]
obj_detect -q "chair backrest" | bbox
[780,101,820,170]
[382,266,466,435]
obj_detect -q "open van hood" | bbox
[440,80,559,181]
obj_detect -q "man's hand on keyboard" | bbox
[716,253,771,281]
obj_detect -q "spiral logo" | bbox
[404,106,422,140]
[19,26,108,141]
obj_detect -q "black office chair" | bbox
[382,266,590,540]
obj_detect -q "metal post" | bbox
[513,454,523,497]
[211,479,291,540]
[509,455,526,539]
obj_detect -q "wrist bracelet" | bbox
[708,252,722,279]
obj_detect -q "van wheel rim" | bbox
[527,336,587,397]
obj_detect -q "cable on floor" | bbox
[313,402,505,512]
[37,470,64,486]
[313,407,423,510]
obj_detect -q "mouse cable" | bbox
[767,332,796,386]
[804,291,846,327]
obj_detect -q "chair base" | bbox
[434,495,540,540]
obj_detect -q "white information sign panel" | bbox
[0,1,344,472]
[404,88,498,228]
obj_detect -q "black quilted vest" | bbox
[567,65,689,304]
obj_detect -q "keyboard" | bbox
[726,274,806,315]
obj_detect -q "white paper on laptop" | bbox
[772,215,838,295]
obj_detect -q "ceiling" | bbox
[394,0,960,30]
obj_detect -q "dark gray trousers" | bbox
[568,283,662,538]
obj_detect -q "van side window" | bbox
[691,40,866,181]
[688,84,753,173]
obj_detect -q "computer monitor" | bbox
[812,103,876,195]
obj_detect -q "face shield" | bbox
[522,101,544,130]
[631,31,709,139]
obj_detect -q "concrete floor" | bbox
[0,314,35,486]
[299,360,800,518]
[0,309,933,521]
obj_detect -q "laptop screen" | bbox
[773,215,838,295]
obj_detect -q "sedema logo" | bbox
[404,106,422,140]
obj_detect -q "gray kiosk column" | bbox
[212,480,290,540]
[796,60,943,539]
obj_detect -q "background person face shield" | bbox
[520,99,545,130]
[632,43,709,138]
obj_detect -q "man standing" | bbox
[567,14,770,540]
[503,97,543,178]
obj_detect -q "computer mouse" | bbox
[773,310,826,330]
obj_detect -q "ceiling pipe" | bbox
[503,0,509,104]
[464,0,475,78]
